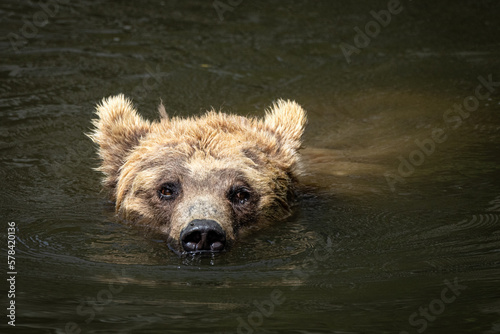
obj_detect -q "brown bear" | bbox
[89,94,307,254]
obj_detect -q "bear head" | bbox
[89,95,307,254]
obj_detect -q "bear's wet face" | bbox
[119,154,263,253]
[89,95,307,254]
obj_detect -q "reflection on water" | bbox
[1,0,499,333]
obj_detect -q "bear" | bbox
[88,94,307,254]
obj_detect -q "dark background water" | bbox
[1,1,499,333]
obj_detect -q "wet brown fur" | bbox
[88,94,307,251]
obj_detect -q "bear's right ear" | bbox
[88,94,151,190]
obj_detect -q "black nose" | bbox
[180,219,226,253]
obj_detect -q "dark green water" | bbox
[1,1,500,333]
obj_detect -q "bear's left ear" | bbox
[264,99,307,152]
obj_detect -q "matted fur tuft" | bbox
[87,94,151,192]
[264,99,307,151]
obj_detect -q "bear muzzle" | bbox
[180,219,226,253]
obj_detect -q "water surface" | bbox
[1,1,499,333]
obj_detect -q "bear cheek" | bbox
[117,194,151,223]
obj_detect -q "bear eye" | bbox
[229,187,251,206]
[158,183,178,201]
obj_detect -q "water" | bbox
[1,0,499,333]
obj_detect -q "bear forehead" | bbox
[147,112,273,148]
[128,144,266,184]
[123,129,273,185]
[133,112,278,167]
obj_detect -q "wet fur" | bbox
[88,95,307,251]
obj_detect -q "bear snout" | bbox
[180,219,226,253]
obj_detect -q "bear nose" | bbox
[180,219,226,253]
